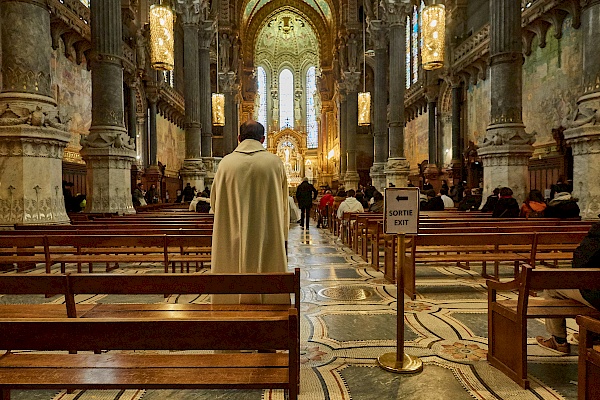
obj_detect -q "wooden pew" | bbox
[0,235,48,272]
[0,314,299,400]
[487,265,600,389]
[576,315,600,400]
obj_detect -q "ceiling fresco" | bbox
[243,0,332,26]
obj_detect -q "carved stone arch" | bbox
[439,81,452,115]
[135,84,147,118]
[243,1,333,69]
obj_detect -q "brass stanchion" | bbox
[377,233,423,373]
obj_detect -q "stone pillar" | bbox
[478,0,535,203]
[199,22,214,158]
[339,84,348,182]
[564,0,600,219]
[148,96,158,166]
[425,86,440,181]
[80,0,136,214]
[0,0,71,225]
[221,71,238,155]
[369,19,388,192]
[450,79,463,181]
[127,82,137,142]
[177,1,205,190]
[344,71,361,191]
[383,1,410,187]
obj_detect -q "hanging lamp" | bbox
[358,1,371,126]
[212,23,225,126]
[149,1,174,71]
[421,2,445,71]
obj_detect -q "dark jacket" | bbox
[457,196,480,211]
[422,196,444,211]
[182,185,194,202]
[545,192,580,219]
[296,181,318,209]
[573,223,600,309]
[481,195,499,212]
[492,197,520,218]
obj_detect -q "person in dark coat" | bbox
[545,183,580,219]
[422,189,444,211]
[295,177,318,229]
[492,187,520,218]
[481,187,500,212]
[457,188,481,211]
[182,183,194,202]
[536,222,600,353]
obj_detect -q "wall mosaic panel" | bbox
[156,114,185,176]
[404,112,429,173]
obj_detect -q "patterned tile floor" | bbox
[4,224,582,399]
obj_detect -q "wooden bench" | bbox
[0,315,298,400]
[576,315,600,400]
[487,265,600,388]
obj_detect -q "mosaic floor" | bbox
[3,224,582,400]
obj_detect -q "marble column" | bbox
[564,0,600,219]
[127,82,137,142]
[478,0,535,204]
[339,84,348,182]
[368,19,388,192]
[450,79,463,181]
[80,0,136,214]
[144,92,161,183]
[383,0,410,187]
[0,0,71,225]
[344,71,361,191]
[199,22,214,159]
[177,1,206,191]
[221,71,238,155]
[425,86,440,180]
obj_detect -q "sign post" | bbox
[377,187,423,374]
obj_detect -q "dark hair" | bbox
[526,189,544,203]
[347,189,356,197]
[493,187,500,195]
[499,187,513,197]
[425,189,436,197]
[239,120,265,142]
[440,188,448,196]
[554,183,571,194]
[373,191,383,201]
[137,182,143,188]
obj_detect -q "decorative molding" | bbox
[0,136,66,159]
[480,123,536,148]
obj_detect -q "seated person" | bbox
[492,187,520,217]
[337,189,365,219]
[368,191,384,213]
[317,190,334,228]
[439,188,455,209]
[536,222,600,353]
[421,189,444,211]
[520,189,547,218]
[457,188,481,211]
[288,195,301,223]
[480,187,500,212]
[545,183,580,218]
[195,191,211,213]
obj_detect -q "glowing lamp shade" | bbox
[421,4,446,71]
[358,92,371,126]
[149,4,174,71]
[212,93,225,126]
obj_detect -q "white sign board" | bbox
[384,187,420,235]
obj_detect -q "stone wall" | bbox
[156,114,185,177]
[522,16,582,147]
[465,71,491,146]
[51,42,92,158]
[404,112,429,173]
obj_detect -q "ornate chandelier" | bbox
[358,92,371,126]
[421,4,445,71]
[212,93,225,126]
[149,4,174,71]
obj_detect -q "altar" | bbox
[267,128,307,187]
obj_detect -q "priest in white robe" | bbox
[211,120,289,304]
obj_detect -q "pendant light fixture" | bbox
[149,1,174,71]
[421,2,445,71]
[358,1,371,126]
[212,23,225,127]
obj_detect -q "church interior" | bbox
[0,0,599,398]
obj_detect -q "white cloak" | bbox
[210,139,289,304]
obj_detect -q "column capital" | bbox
[381,0,411,27]
[368,20,388,50]
[342,71,361,93]
[219,71,238,92]
[198,20,216,49]
[176,0,207,26]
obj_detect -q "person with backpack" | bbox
[520,189,547,218]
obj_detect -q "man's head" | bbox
[440,188,449,196]
[137,182,144,189]
[326,190,332,194]
[238,120,265,143]
[554,183,571,195]
[347,189,356,198]
[425,189,436,198]
[302,177,308,182]
[499,187,513,197]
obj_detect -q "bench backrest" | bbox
[0,311,297,351]
[45,235,167,248]
[525,266,600,291]
[2,229,213,236]
[414,232,535,247]
[0,274,68,295]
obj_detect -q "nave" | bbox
[0,223,581,400]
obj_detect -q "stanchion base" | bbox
[377,352,423,374]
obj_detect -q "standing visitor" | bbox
[296,177,318,230]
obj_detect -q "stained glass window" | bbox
[306,66,318,148]
[256,66,268,146]
[406,16,411,89]
[411,5,418,84]
[279,69,294,130]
